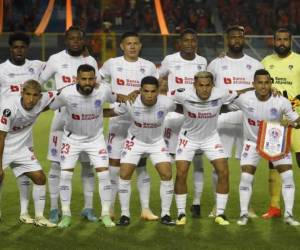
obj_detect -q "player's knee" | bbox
[160,171,172,181]
[32,172,46,185]
[216,167,229,181]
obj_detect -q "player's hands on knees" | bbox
[280,119,293,128]
[128,90,140,104]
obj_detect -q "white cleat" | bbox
[237,214,249,226]
[19,214,35,224]
[284,216,300,226]
[140,208,159,221]
[34,216,57,228]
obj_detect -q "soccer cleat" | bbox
[248,207,258,219]
[160,215,176,226]
[262,207,281,219]
[58,215,71,228]
[19,213,35,224]
[101,215,116,227]
[208,206,216,218]
[190,204,201,218]
[176,213,186,226]
[34,216,57,228]
[49,208,60,224]
[284,215,300,226]
[215,214,230,225]
[140,208,159,221]
[237,214,249,226]
[81,208,98,222]
[117,215,130,226]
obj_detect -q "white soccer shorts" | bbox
[3,147,42,177]
[120,137,171,166]
[60,133,109,170]
[217,111,243,159]
[175,132,226,162]
[240,140,292,167]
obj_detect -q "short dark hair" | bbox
[180,28,197,38]
[121,31,139,42]
[141,76,159,88]
[65,25,85,38]
[9,32,30,46]
[274,28,292,39]
[226,25,245,34]
[194,71,214,82]
[254,69,272,80]
[77,64,95,75]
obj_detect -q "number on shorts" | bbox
[164,128,171,139]
[61,143,70,154]
[107,133,115,144]
[179,138,188,148]
[52,135,58,147]
[125,140,134,151]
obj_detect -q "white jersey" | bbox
[39,50,98,90]
[99,56,158,95]
[114,95,176,144]
[0,59,44,97]
[207,54,263,90]
[159,52,207,95]
[174,87,237,141]
[0,92,54,153]
[233,91,299,142]
[50,84,116,141]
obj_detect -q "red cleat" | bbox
[262,207,281,219]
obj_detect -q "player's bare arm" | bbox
[103,108,118,118]
[0,130,7,183]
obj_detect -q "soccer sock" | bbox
[216,193,228,216]
[175,194,187,216]
[32,184,46,218]
[269,169,281,208]
[48,161,61,210]
[97,171,111,216]
[118,178,131,217]
[192,155,204,205]
[60,171,73,216]
[17,175,31,215]
[160,180,173,217]
[280,170,295,217]
[81,162,95,209]
[136,165,151,209]
[239,172,254,216]
[109,166,120,209]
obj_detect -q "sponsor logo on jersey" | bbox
[0,116,7,124]
[224,77,232,84]
[188,111,216,119]
[3,109,11,117]
[117,78,125,85]
[72,114,80,120]
[95,99,102,107]
[175,77,183,84]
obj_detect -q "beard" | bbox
[228,43,244,54]
[274,45,291,57]
[77,84,94,95]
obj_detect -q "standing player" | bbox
[39,26,99,223]
[99,32,159,220]
[261,28,300,218]
[0,32,44,223]
[111,76,176,226]
[0,80,56,227]
[159,29,207,218]
[49,64,122,228]
[234,69,300,226]
[207,25,263,217]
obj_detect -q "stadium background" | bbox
[1,0,300,249]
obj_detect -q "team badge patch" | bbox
[95,100,102,107]
[197,65,202,70]
[3,109,11,117]
[51,148,57,156]
[157,111,164,118]
[246,64,252,70]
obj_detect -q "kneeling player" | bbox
[0,80,56,227]
[232,69,300,226]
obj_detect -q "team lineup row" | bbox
[0,25,299,228]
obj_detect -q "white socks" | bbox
[239,172,254,216]
[136,165,151,209]
[48,161,60,210]
[97,171,111,216]
[281,170,295,217]
[118,178,131,217]
[192,155,204,205]
[81,162,95,209]
[216,193,228,216]
[59,171,73,216]
[17,175,31,215]
[160,180,173,216]
[175,194,187,216]
[33,184,46,218]
[109,166,120,210]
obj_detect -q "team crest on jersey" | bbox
[175,65,181,70]
[222,65,228,70]
[140,67,145,74]
[28,67,35,74]
[288,65,293,70]
[117,67,123,72]
[157,110,164,118]
[95,99,102,107]
[246,64,252,70]
[62,64,68,69]
[121,150,127,157]
[177,148,182,154]
[3,109,11,117]
[197,65,202,70]
[270,108,278,118]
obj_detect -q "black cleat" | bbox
[190,204,201,218]
[117,215,130,226]
[160,215,176,226]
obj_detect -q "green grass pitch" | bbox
[0,111,300,250]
